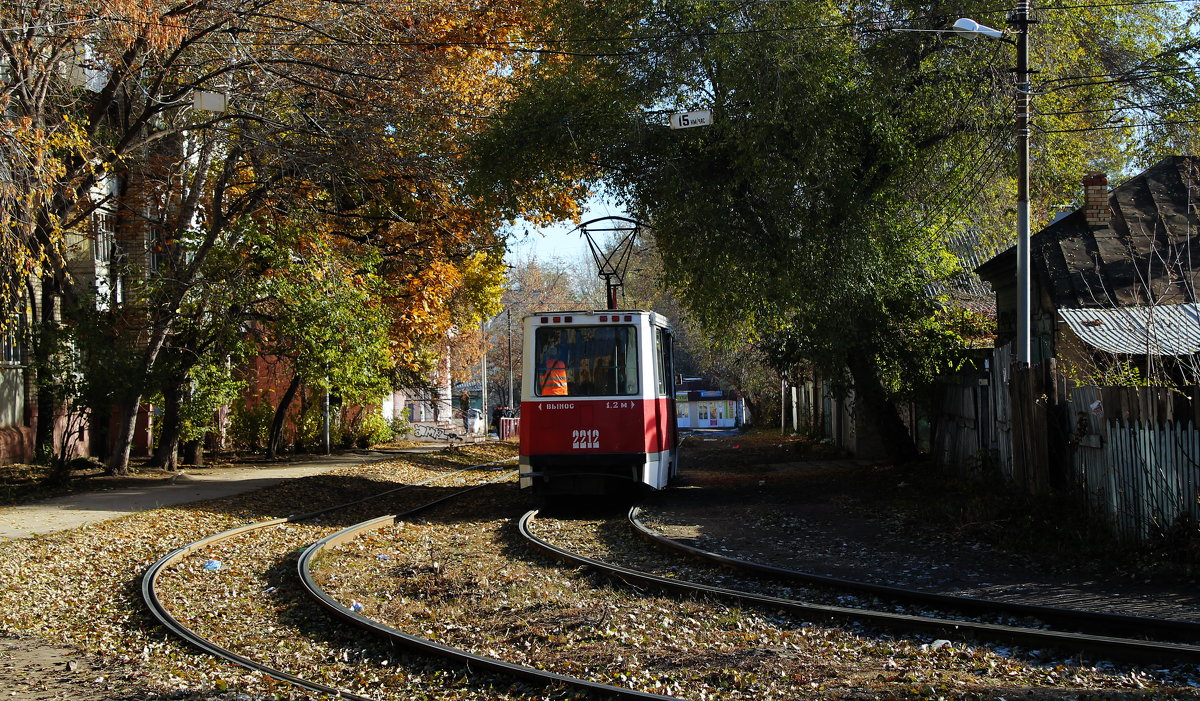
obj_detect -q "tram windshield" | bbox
[534,325,639,397]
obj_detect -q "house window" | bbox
[92,211,117,263]
[149,226,165,274]
[1,314,24,366]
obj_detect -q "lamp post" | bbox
[953,4,1034,365]
[507,305,514,406]
[480,324,487,432]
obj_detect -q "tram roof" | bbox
[523,309,672,327]
[527,308,654,316]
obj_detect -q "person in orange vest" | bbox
[538,343,569,396]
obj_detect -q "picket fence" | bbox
[1067,385,1200,542]
[936,347,1200,543]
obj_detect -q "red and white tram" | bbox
[518,309,679,496]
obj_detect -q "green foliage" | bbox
[455,249,509,325]
[28,322,87,472]
[298,405,394,450]
[389,408,413,442]
[1061,358,1151,388]
[31,298,158,470]
[179,360,246,443]
[251,225,395,405]
[281,397,396,453]
[229,400,275,452]
[294,404,327,452]
[344,407,393,449]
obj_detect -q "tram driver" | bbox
[538,335,569,396]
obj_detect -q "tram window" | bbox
[534,325,639,397]
[655,328,672,396]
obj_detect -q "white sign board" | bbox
[669,110,712,130]
[193,90,227,113]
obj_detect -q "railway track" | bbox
[143,458,1200,700]
[629,505,1200,642]
[297,500,679,700]
[144,459,683,700]
[521,507,1200,665]
[142,458,525,700]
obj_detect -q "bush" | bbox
[362,408,393,447]
[295,408,329,453]
[229,401,275,451]
[389,407,413,442]
[339,406,392,449]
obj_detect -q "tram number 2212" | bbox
[572,429,600,449]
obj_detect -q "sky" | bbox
[504,195,630,265]
[505,222,592,263]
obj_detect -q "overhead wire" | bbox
[923,121,1014,242]
[0,0,1192,39]
[898,38,1013,235]
[4,1,1197,161]
[1039,116,1200,132]
[1039,96,1200,116]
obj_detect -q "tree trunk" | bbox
[105,314,173,474]
[33,359,58,464]
[32,281,58,462]
[267,374,303,460]
[151,382,183,471]
[106,393,143,475]
[846,350,919,464]
[88,404,111,463]
[183,439,203,466]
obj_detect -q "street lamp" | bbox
[952,5,1034,365]
[950,18,1005,40]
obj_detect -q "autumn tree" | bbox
[3,0,584,471]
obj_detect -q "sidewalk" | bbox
[0,449,437,541]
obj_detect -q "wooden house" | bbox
[976,156,1200,381]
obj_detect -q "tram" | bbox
[518,309,679,497]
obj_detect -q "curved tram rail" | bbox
[629,505,1200,644]
[296,508,680,700]
[519,508,1200,665]
[142,459,519,700]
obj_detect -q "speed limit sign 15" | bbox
[669,109,712,129]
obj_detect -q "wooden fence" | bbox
[1067,385,1200,542]
[936,346,1200,543]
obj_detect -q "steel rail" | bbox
[628,505,1200,641]
[142,457,515,700]
[296,480,681,701]
[519,510,1200,664]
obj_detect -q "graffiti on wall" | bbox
[409,423,461,442]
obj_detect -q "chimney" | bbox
[1082,172,1110,228]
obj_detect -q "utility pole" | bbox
[507,306,514,406]
[1013,0,1033,366]
[480,326,487,434]
[323,365,331,455]
[948,8,1034,364]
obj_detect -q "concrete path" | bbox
[0,449,438,541]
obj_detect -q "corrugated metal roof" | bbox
[1059,304,1200,356]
